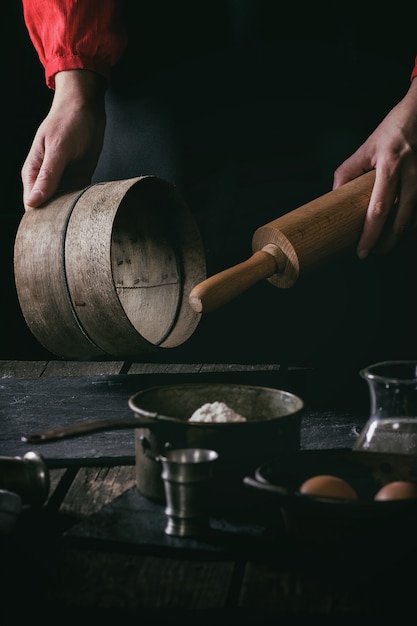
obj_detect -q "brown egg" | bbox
[374,481,417,501]
[299,474,358,500]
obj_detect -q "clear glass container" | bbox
[353,360,417,454]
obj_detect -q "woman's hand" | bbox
[333,78,417,259]
[21,70,107,211]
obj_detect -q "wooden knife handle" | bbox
[189,171,375,313]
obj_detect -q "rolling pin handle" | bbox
[188,243,285,314]
[189,170,375,314]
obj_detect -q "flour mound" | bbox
[188,401,247,423]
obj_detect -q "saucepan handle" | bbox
[21,413,179,444]
[243,475,285,495]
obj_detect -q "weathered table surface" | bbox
[1,359,415,620]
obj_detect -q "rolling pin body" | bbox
[189,170,375,313]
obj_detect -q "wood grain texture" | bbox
[0,360,48,378]
[60,465,135,519]
[253,170,376,287]
[49,549,235,610]
[14,189,107,358]
[2,359,414,617]
[189,171,375,312]
[14,176,206,359]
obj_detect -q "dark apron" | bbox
[92,0,414,398]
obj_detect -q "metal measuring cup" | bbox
[158,448,219,537]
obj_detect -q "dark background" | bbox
[2,3,53,360]
[2,1,417,387]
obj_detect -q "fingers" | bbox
[392,169,417,236]
[332,158,368,191]
[22,151,65,211]
[358,165,417,257]
[356,169,398,259]
[333,143,417,258]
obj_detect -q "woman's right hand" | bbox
[21,70,107,211]
[333,77,417,259]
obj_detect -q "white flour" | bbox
[188,401,247,423]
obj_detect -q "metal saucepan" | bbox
[23,383,304,503]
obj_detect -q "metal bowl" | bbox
[128,382,304,503]
[244,448,417,543]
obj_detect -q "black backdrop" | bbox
[2,3,52,359]
[2,1,417,383]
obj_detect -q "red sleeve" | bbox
[22,0,128,89]
[411,56,417,81]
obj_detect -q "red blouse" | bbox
[22,0,127,89]
[22,0,417,89]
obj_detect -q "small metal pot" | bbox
[128,382,304,502]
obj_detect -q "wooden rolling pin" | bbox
[189,170,375,313]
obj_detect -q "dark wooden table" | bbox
[1,359,416,620]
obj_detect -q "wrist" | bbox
[53,70,107,108]
[409,75,417,94]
